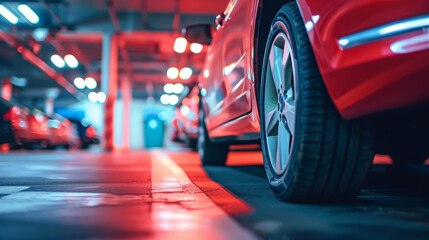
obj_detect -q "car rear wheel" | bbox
[259,2,375,202]
[197,102,229,165]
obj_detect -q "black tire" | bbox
[259,2,375,202]
[185,133,197,150]
[197,101,229,165]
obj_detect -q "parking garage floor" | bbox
[0,150,428,240]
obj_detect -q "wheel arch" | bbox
[253,0,295,103]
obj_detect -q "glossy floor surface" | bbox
[0,150,428,240]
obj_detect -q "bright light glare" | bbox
[18,4,39,24]
[160,94,179,105]
[190,43,203,54]
[74,77,85,89]
[88,92,98,103]
[203,69,209,78]
[51,54,65,68]
[0,5,18,24]
[85,77,97,89]
[167,67,179,79]
[174,37,187,53]
[163,83,174,93]
[173,83,184,94]
[180,105,190,116]
[169,95,179,105]
[160,94,170,105]
[179,67,192,80]
[148,119,158,129]
[64,54,79,68]
[97,92,106,103]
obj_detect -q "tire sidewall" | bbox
[260,8,303,198]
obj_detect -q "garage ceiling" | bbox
[0,0,229,109]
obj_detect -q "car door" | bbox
[204,0,256,131]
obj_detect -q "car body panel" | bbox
[297,0,429,118]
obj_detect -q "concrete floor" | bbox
[0,150,428,240]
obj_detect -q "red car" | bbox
[177,86,200,148]
[183,0,429,202]
[25,110,50,148]
[47,118,79,149]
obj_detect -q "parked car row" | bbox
[0,98,99,150]
[170,86,200,149]
[180,0,429,203]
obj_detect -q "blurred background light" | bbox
[203,69,210,78]
[88,92,97,103]
[173,83,184,94]
[190,43,203,54]
[73,77,85,89]
[18,4,39,24]
[179,67,192,80]
[169,94,179,105]
[32,28,49,41]
[160,94,170,105]
[174,37,187,53]
[64,54,79,68]
[0,5,18,24]
[85,77,97,89]
[166,67,179,79]
[163,83,174,93]
[97,92,106,103]
[51,54,65,68]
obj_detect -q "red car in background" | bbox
[183,0,429,202]
[177,86,200,149]
[25,110,50,148]
[47,117,79,149]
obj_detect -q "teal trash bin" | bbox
[143,113,164,148]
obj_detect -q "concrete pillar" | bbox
[101,33,118,151]
[120,77,131,150]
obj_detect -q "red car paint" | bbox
[178,86,200,140]
[26,111,49,144]
[199,0,429,140]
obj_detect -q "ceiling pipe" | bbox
[0,31,77,96]
[104,0,133,80]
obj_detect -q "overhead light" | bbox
[0,5,18,24]
[174,37,187,53]
[173,83,184,94]
[160,94,170,105]
[166,67,179,79]
[51,54,65,68]
[160,94,179,105]
[73,77,85,89]
[64,54,79,68]
[97,92,106,103]
[163,83,174,94]
[179,67,192,80]
[190,43,203,54]
[88,92,98,103]
[169,95,179,105]
[85,77,97,89]
[18,4,39,24]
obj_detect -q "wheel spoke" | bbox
[265,108,280,137]
[269,44,284,92]
[281,41,291,87]
[283,88,296,135]
[276,123,291,173]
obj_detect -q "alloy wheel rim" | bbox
[264,30,297,176]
